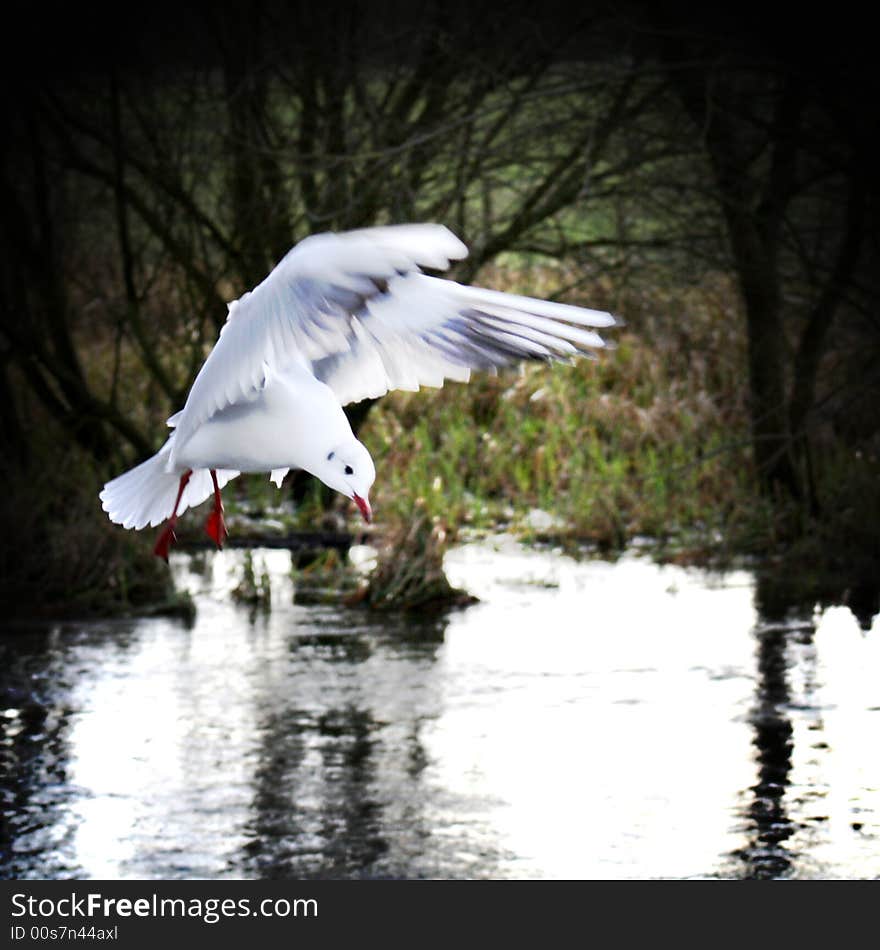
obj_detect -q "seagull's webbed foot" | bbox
[205,469,227,549]
[152,469,192,562]
[205,508,228,549]
[153,522,178,562]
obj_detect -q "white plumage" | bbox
[99,224,616,557]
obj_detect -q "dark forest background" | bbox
[1,1,877,620]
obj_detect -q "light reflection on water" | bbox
[1,538,877,880]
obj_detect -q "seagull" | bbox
[100,224,617,559]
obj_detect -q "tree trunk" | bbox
[728,221,802,499]
[219,3,291,287]
[661,51,805,500]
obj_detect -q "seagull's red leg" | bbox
[153,469,192,561]
[204,469,228,549]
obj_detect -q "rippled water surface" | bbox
[2,539,878,879]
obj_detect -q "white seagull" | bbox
[100,224,617,559]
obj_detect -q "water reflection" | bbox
[730,565,880,879]
[735,624,799,878]
[232,607,513,879]
[1,541,878,880]
[1,670,74,878]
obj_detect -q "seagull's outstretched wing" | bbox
[309,273,617,406]
[169,224,616,460]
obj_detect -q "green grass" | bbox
[359,269,765,563]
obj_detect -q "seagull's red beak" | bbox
[353,493,372,524]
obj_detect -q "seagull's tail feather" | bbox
[99,439,239,530]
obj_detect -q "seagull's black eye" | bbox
[344,465,354,475]
[327,451,335,461]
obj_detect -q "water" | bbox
[1,538,878,880]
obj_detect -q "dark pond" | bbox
[2,538,878,879]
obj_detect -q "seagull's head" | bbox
[320,437,376,524]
